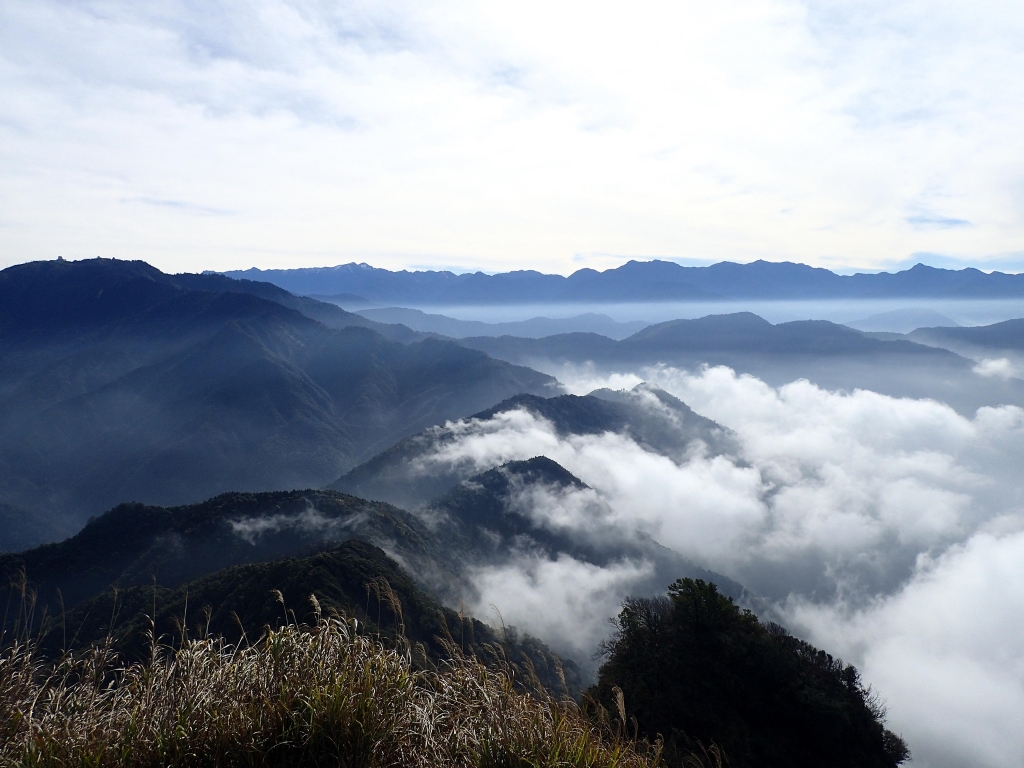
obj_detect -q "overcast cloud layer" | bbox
[410,367,1024,767]
[2,0,1024,273]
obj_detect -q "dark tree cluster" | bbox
[592,579,910,768]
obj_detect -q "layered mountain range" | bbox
[1,304,743,678]
[459,313,1024,414]
[6,257,1024,551]
[0,259,554,546]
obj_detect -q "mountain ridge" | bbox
[0,258,556,549]
[457,312,964,365]
[329,385,735,511]
[223,259,1024,304]
[350,307,649,340]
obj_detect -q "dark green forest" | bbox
[592,579,909,768]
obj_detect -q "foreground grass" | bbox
[0,612,660,768]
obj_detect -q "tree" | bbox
[591,579,909,768]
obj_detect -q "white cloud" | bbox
[469,553,654,664]
[973,357,1022,379]
[411,366,1024,766]
[2,0,1024,273]
[787,530,1024,768]
[228,502,366,543]
[421,368,1024,598]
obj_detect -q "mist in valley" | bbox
[375,353,1024,768]
[372,297,1024,330]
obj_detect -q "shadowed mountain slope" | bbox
[425,457,743,600]
[1,458,742,627]
[19,536,582,697]
[0,501,64,555]
[0,258,423,343]
[0,490,447,616]
[0,259,556,548]
[330,385,734,511]
[46,538,580,694]
[1,467,734,691]
[907,318,1024,353]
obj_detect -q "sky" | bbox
[2,0,1024,275]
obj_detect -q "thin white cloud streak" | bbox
[228,503,367,544]
[415,367,1024,766]
[2,0,1024,273]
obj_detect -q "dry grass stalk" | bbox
[0,612,661,768]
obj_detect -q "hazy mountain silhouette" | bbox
[0,259,556,549]
[225,260,1024,304]
[351,307,649,339]
[907,318,1024,352]
[0,501,65,554]
[330,385,734,511]
[462,312,959,362]
[308,292,375,308]
[844,308,960,334]
[459,313,1024,413]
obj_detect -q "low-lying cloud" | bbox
[229,503,366,545]
[414,365,1024,767]
[973,357,1024,379]
[470,553,654,664]
[788,529,1024,768]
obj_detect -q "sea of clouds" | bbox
[409,364,1024,768]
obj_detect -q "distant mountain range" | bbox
[0,259,554,548]
[458,312,962,364]
[223,260,1024,304]
[7,256,1024,554]
[843,308,960,334]
[872,319,1024,368]
[3,254,995,734]
[350,307,649,340]
[458,312,1024,415]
